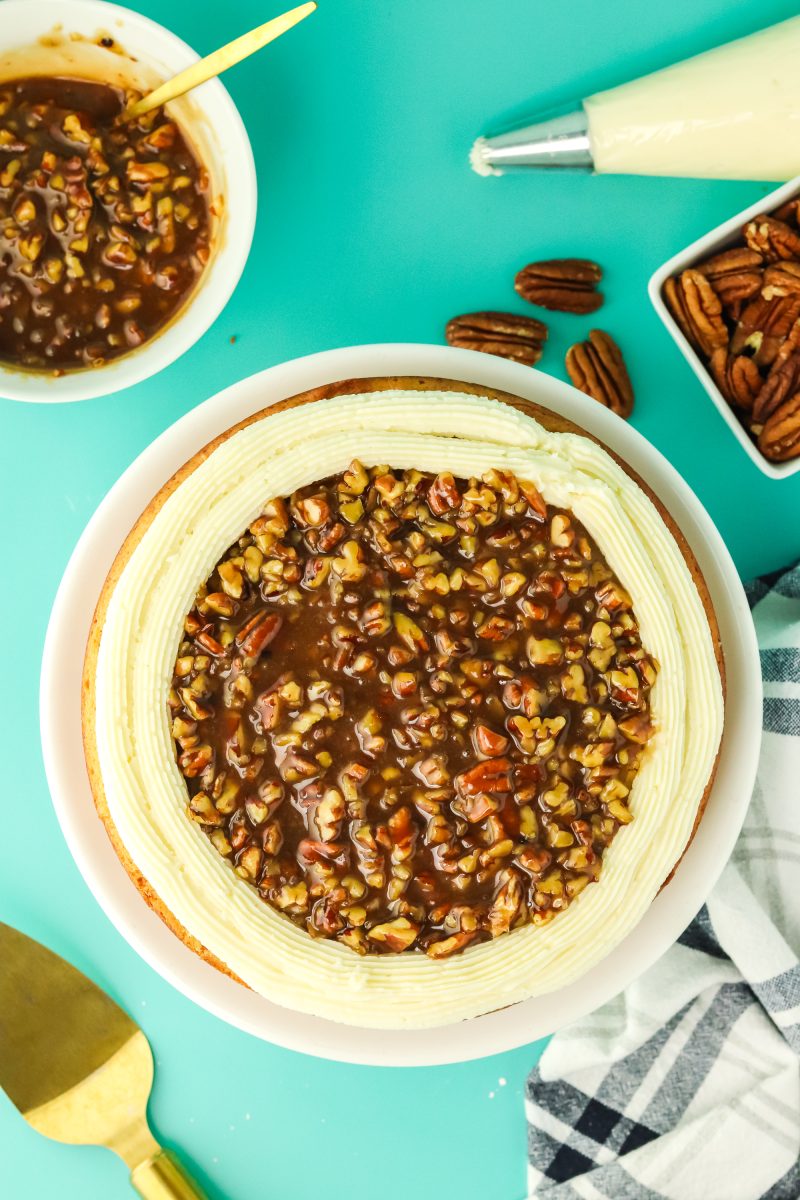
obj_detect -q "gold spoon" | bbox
[126,1,317,119]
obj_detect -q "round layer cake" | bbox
[82,377,725,1028]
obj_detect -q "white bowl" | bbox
[0,0,256,403]
[649,176,800,481]
[41,344,761,1065]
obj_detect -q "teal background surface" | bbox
[2,1,799,1197]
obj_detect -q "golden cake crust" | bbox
[81,376,725,992]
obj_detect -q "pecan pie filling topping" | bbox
[170,462,658,959]
[0,76,210,372]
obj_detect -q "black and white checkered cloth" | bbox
[526,562,800,1200]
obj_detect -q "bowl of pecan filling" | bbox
[0,0,256,402]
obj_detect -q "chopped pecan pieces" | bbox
[425,931,476,958]
[456,758,514,796]
[236,611,282,663]
[487,870,524,936]
[515,258,603,313]
[473,724,510,758]
[427,472,461,514]
[368,918,420,952]
[171,463,656,957]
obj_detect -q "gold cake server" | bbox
[0,922,208,1199]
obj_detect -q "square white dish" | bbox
[649,176,800,480]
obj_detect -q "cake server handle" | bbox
[130,1146,210,1200]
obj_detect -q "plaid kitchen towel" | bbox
[525,562,800,1200]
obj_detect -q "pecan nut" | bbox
[565,330,633,418]
[761,260,800,300]
[445,310,547,365]
[235,610,282,663]
[773,198,800,225]
[731,294,800,366]
[427,472,461,514]
[758,391,800,461]
[752,314,800,418]
[663,276,699,350]
[676,269,729,358]
[767,314,800,373]
[708,349,762,412]
[697,247,763,315]
[456,757,513,795]
[743,214,800,262]
[753,349,800,424]
[515,258,603,314]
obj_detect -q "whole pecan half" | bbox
[679,269,729,358]
[773,197,800,225]
[731,294,800,366]
[761,260,800,300]
[565,330,633,418]
[771,314,800,366]
[445,310,547,365]
[753,349,800,423]
[743,214,800,262]
[708,349,762,412]
[515,258,603,313]
[663,276,699,350]
[758,391,800,461]
[698,247,763,315]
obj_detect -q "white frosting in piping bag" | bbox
[93,390,723,1029]
[585,17,800,181]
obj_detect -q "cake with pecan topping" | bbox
[82,377,724,1028]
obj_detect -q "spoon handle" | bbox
[127,2,317,119]
[131,1146,209,1200]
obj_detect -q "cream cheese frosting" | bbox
[92,389,724,1029]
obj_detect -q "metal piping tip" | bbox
[470,136,498,177]
[470,108,594,175]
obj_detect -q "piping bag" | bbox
[472,16,800,182]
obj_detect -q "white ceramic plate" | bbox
[41,344,761,1066]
